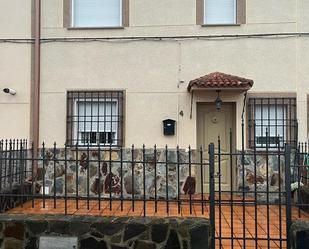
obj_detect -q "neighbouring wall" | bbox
[0,214,211,249]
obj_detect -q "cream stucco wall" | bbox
[1,0,309,149]
[39,0,309,148]
[0,0,32,140]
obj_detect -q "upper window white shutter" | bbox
[204,0,236,24]
[77,101,118,132]
[73,0,122,27]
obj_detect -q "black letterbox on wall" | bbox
[163,119,176,136]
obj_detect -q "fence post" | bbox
[285,144,292,249]
[209,143,215,249]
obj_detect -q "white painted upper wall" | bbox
[0,0,32,38]
[41,0,301,37]
[0,0,32,140]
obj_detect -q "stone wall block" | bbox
[26,221,49,236]
[151,223,169,243]
[165,229,181,249]
[80,237,108,249]
[123,223,148,241]
[91,222,124,236]
[189,222,210,249]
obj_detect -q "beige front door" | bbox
[197,103,235,192]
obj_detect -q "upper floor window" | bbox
[67,91,124,147]
[247,97,297,149]
[71,0,123,27]
[204,0,236,25]
[196,0,246,26]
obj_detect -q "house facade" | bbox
[1,0,309,151]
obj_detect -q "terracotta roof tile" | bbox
[187,72,254,92]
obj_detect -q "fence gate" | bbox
[208,140,293,249]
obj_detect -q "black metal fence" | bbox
[0,139,28,192]
[293,142,309,215]
[0,140,209,217]
[1,138,309,249]
[210,131,294,249]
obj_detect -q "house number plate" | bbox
[39,236,78,249]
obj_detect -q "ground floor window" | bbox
[67,91,124,147]
[248,97,297,149]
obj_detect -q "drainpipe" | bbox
[31,0,41,176]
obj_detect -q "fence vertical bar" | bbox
[253,123,258,249]
[209,143,215,249]
[109,143,112,211]
[188,145,192,214]
[120,146,123,211]
[285,144,292,249]
[42,142,46,208]
[296,142,300,217]
[31,141,35,208]
[166,145,169,214]
[200,146,204,215]
[218,136,222,249]
[177,145,181,214]
[19,139,24,207]
[98,142,101,211]
[2,140,7,208]
[8,140,12,208]
[53,142,57,209]
[241,119,246,249]
[24,140,28,181]
[143,144,146,217]
[131,144,135,212]
[154,144,157,213]
[12,140,16,185]
[266,130,270,249]
[228,129,234,249]
[75,142,79,210]
[277,137,282,249]
[0,140,3,193]
[87,142,90,210]
[4,140,7,192]
[64,143,68,215]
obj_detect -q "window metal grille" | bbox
[248,97,297,149]
[67,91,124,147]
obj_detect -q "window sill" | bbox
[68,146,122,152]
[67,26,125,30]
[201,24,241,27]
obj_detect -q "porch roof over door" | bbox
[187,72,254,92]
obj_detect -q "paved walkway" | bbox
[6,199,309,249]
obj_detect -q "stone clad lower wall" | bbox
[0,214,211,249]
[35,148,199,199]
[22,148,295,202]
[236,151,296,202]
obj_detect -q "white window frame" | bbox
[204,0,237,25]
[71,0,123,28]
[73,97,119,147]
